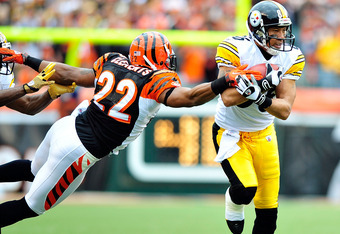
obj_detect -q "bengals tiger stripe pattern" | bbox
[129,31,173,70]
[44,154,91,210]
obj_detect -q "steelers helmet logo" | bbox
[249,10,261,27]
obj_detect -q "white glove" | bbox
[236,75,261,100]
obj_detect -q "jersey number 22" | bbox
[93,70,137,124]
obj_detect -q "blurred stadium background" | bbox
[1,0,340,233]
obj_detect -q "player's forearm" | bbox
[166,83,217,107]
[265,98,292,120]
[221,88,248,107]
[23,91,53,115]
[265,79,296,120]
[0,86,26,107]
[32,60,94,88]
[6,91,53,115]
[39,61,77,85]
[187,82,217,106]
[23,57,71,85]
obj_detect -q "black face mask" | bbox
[166,54,177,71]
[265,26,295,53]
[0,56,14,75]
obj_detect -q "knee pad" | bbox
[229,185,257,205]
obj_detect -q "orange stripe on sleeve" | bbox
[93,53,111,78]
[141,70,182,102]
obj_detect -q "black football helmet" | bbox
[0,32,14,75]
[247,1,295,56]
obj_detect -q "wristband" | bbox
[211,77,230,95]
[163,87,175,106]
[23,55,43,72]
[23,84,28,94]
[258,96,272,109]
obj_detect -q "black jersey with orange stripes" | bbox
[75,52,181,158]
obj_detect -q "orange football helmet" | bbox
[129,31,177,71]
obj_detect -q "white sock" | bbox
[225,188,244,221]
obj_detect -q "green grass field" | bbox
[2,192,340,234]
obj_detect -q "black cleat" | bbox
[226,220,244,234]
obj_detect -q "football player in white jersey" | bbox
[0,31,261,230]
[213,1,305,233]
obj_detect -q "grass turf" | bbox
[2,193,340,234]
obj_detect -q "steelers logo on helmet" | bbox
[249,10,261,27]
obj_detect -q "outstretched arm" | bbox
[159,83,217,108]
[38,61,95,87]
[158,64,263,108]
[0,48,95,87]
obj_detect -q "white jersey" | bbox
[0,66,14,90]
[215,35,305,132]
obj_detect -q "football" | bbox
[248,63,280,78]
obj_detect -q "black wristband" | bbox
[211,77,230,95]
[258,96,272,109]
[163,87,175,106]
[23,84,28,94]
[23,55,43,72]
